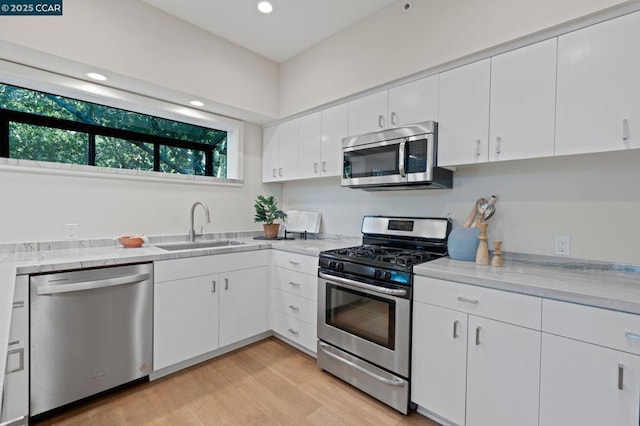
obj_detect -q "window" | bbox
[0,83,228,178]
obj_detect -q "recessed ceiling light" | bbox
[257,1,273,14]
[189,100,204,107]
[86,72,107,81]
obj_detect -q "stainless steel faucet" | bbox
[189,201,211,242]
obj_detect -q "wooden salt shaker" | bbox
[491,240,503,267]
[475,222,489,266]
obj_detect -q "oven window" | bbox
[325,283,396,350]
[343,144,399,179]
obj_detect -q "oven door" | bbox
[342,139,405,187]
[317,272,411,377]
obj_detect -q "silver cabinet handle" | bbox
[390,111,398,126]
[288,305,300,312]
[289,261,300,266]
[36,272,150,295]
[623,118,630,143]
[475,326,481,346]
[6,345,24,374]
[211,280,216,293]
[475,139,481,157]
[288,281,301,287]
[314,162,319,173]
[272,168,277,177]
[453,320,459,339]
[378,114,385,129]
[618,363,624,390]
[278,168,283,177]
[288,328,299,336]
[224,278,229,290]
[625,332,640,341]
[495,136,501,154]
[457,296,479,305]
[321,161,327,172]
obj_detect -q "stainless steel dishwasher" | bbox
[29,263,153,417]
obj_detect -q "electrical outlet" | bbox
[555,235,570,256]
[65,223,78,240]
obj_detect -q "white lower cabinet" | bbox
[153,251,268,371]
[412,276,541,426]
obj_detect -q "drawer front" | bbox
[414,276,542,330]
[272,310,317,353]
[271,289,317,326]
[155,250,268,282]
[543,299,640,355]
[271,267,317,301]
[272,250,318,275]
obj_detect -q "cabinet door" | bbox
[297,111,322,179]
[277,119,299,181]
[540,333,640,426]
[262,125,279,182]
[219,266,268,347]
[489,39,557,161]
[412,302,467,426]
[556,11,640,155]
[466,316,540,426]
[348,90,388,136]
[153,274,219,370]
[320,103,348,177]
[438,59,491,166]
[388,75,439,127]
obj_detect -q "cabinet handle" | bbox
[288,328,299,336]
[288,281,301,287]
[322,161,327,172]
[475,139,481,157]
[224,278,229,290]
[314,162,319,173]
[288,305,300,312]
[272,168,277,178]
[378,114,385,129]
[453,320,459,339]
[211,280,216,293]
[289,261,300,266]
[390,111,398,126]
[495,136,501,154]
[278,168,283,177]
[625,332,640,341]
[622,118,630,144]
[475,326,481,346]
[457,296,479,305]
[618,363,624,390]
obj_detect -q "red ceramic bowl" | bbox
[119,236,144,248]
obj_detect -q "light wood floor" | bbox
[34,337,439,425]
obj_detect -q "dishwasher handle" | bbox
[36,272,151,295]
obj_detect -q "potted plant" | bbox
[254,195,287,238]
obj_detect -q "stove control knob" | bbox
[384,271,392,281]
[337,263,345,271]
[374,269,382,278]
[329,261,337,269]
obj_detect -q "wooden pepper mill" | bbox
[475,222,489,266]
[492,240,504,267]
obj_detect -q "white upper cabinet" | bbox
[320,103,349,177]
[297,111,322,179]
[489,39,557,162]
[262,125,279,182]
[388,75,439,127]
[348,90,388,136]
[438,59,491,167]
[556,11,640,155]
[278,119,299,181]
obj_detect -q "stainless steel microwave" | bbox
[341,121,452,190]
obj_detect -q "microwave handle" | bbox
[399,141,406,177]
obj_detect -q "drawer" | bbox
[414,276,542,330]
[155,250,268,282]
[271,267,317,301]
[272,250,318,275]
[271,289,317,326]
[271,310,317,353]
[543,299,640,355]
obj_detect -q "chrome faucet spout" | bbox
[189,201,211,242]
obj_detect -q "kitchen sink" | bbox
[155,240,245,251]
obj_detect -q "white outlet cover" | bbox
[555,235,571,256]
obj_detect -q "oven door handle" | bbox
[318,342,406,388]
[319,272,407,297]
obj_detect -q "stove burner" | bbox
[326,245,439,268]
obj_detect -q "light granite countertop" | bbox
[415,255,640,314]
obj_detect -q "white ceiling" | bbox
[141,0,397,63]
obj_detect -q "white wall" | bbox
[282,150,640,264]
[0,123,281,243]
[0,0,279,120]
[279,0,629,116]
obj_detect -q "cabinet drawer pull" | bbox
[457,296,479,305]
[618,363,624,390]
[288,261,300,266]
[453,320,459,339]
[378,114,385,129]
[224,278,229,290]
[288,281,301,287]
[314,162,319,173]
[475,326,481,346]
[211,280,216,293]
[288,328,299,336]
[622,118,630,143]
[322,161,327,172]
[625,332,640,341]
[495,136,501,154]
[475,139,481,157]
[288,305,300,312]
